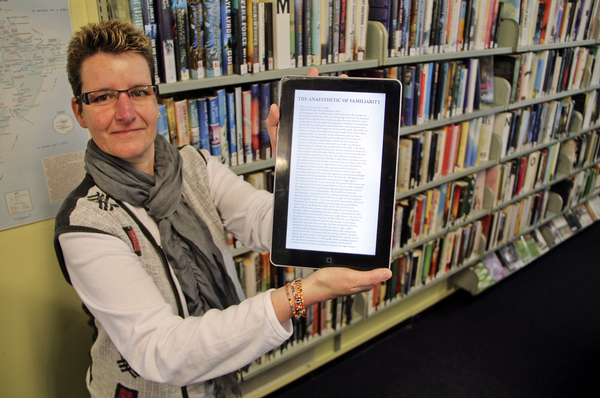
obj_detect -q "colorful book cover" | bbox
[481,252,506,282]
[158,96,178,146]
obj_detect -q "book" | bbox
[232,0,249,74]
[226,91,238,166]
[241,88,253,162]
[158,96,178,146]
[197,97,210,150]
[221,0,235,75]
[204,0,223,77]
[481,251,507,282]
[259,82,272,160]
[273,0,293,69]
[158,103,170,141]
[479,55,494,103]
[206,95,222,157]
[188,0,206,79]
[187,98,200,148]
[497,242,524,271]
[171,0,191,81]
[155,0,177,83]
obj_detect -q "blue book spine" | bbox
[207,96,221,157]
[424,63,434,122]
[259,82,272,159]
[187,99,200,149]
[203,0,223,77]
[158,104,170,142]
[226,91,238,166]
[216,88,229,164]
[197,97,210,151]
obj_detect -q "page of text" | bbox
[286,89,386,255]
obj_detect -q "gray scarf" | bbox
[85,135,241,397]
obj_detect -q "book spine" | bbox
[207,96,222,158]
[221,0,234,75]
[216,88,230,164]
[141,0,161,84]
[234,86,245,164]
[204,0,223,77]
[188,0,205,79]
[259,82,272,160]
[242,89,253,162]
[226,91,238,166]
[155,0,177,83]
[172,0,191,81]
[232,0,249,74]
[187,99,200,148]
[197,97,211,151]
[251,83,260,160]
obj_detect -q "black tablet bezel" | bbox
[270,75,402,271]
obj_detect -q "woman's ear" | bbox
[71,97,88,129]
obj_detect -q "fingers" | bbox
[307,66,319,76]
[266,103,280,153]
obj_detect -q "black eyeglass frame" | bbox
[77,85,159,105]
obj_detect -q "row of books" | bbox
[486,143,561,208]
[123,0,370,83]
[515,0,600,47]
[551,164,600,210]
[397,115,495,193]
[393,57,492,127]
[393,172,485,249]
[372,218,483,312]
[474,195,599,292]
[370,0,505,58]
[473,227,550,290]
[493,46,597,104]
[158,81,278,166]
[484,188,551,251]
[561,131,600,172]
[494,100,574,158]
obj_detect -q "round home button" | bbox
[326,256,333,264]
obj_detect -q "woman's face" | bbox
[71,52,159,173]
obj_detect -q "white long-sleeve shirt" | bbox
[59,149,292,394]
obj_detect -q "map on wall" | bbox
[0,0,89,230]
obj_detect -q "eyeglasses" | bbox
[78,85,159,106]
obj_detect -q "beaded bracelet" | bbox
[285,282,296,317]
[290,278,307,318]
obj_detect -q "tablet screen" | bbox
[287,89,386,255]
[271,75,402,270]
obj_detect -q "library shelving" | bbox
[92,2,600,397]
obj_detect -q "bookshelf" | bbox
[91,1,600,397]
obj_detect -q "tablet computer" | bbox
[271,75,402,270]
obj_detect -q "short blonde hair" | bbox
[67,20,155,99]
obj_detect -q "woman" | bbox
[54,20,391,398]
